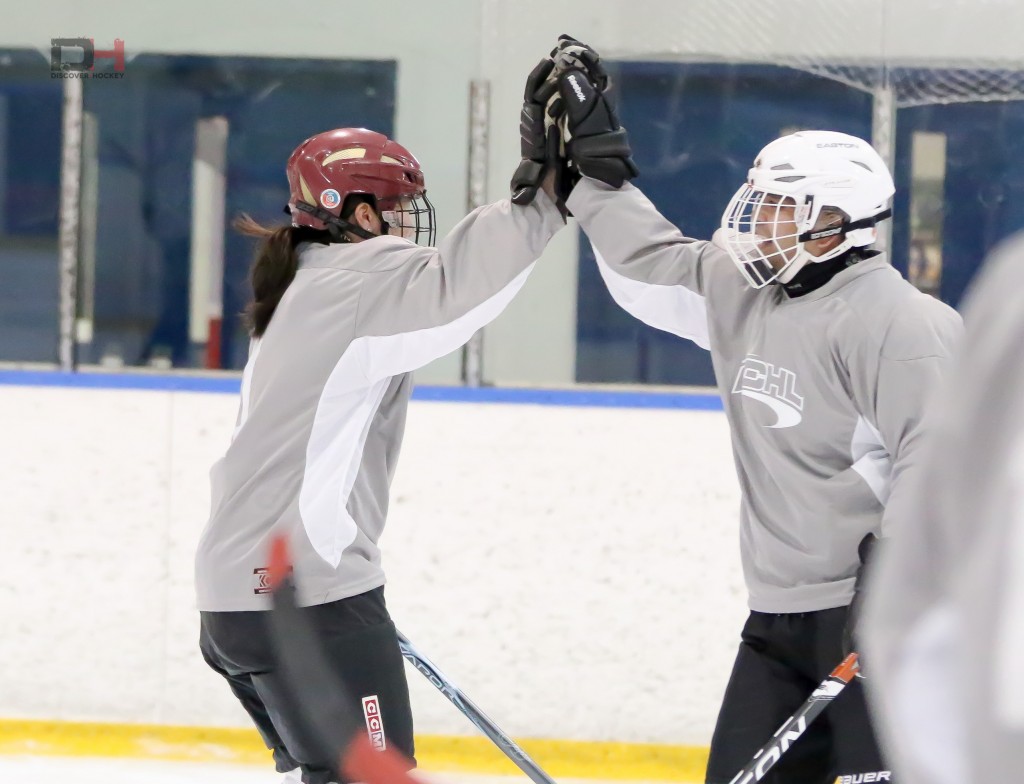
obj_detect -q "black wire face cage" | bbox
[381,192,436,246]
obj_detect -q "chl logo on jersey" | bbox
[732,355,804,429]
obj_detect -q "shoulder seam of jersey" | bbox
[879,350,954,363]
[301,237,420,274]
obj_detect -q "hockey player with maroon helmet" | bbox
[285,128,436,245]
[195,82,565,784]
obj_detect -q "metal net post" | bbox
[57,78,84,372]
[461,79,490,387]
[871,82,897,254]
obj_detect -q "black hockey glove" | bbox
[842,532,879,675]
[553,67,639,189]
[510,57,566,209]
[550,34,609,92]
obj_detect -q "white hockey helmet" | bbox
[719,130,895,288]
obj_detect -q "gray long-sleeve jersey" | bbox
[195,193,564,611]
[862,233,1024,784]
[567,178,962,613]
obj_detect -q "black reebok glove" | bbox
[554,67,639,188]
[510,57,564,208]
[842,532,879,675]
[550,34,609,92]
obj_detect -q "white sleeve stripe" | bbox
[300,373,389,568]
[360,264,535,382]
[298,266,535,567]
[851,415,892,505]
[593,246,711,350]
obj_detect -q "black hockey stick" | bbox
[396,630,559,784]
[728,653,860,783]
[265,536,423,784]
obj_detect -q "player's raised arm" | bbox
[348,188,563,383]
[546,37,716,348]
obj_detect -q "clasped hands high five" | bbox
[510,35,639,212]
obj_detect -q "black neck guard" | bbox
[781,249,878,298]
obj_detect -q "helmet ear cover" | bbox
[286,200,380,243]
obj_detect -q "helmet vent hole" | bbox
[851,160,872,171]
[774,175,805,183]
[321,147,367,165]
[770,163,795,170]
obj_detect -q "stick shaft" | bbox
[396,630,558,784]
[728,654,860,784]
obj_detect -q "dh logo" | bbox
[51,38,126,73]
[732,355,804,429]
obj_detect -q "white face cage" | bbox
[720,185,816,288]
[381,193,436,246]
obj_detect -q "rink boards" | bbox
[0,371,745,779]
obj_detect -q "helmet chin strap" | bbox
[778,206,893,281]
[288,202,383,242]
[774,206,893,284]
[797,208,892,243]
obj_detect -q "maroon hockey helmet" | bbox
[286,128,435,245]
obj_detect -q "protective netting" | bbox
[794,63,1024,108]
[548,0,1024,109]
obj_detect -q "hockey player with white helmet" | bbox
[719,131,896,288]
[195,63,567,783]
[536,36,963,783]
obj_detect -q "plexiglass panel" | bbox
[2,1,1024,384]
[0,49,62,362]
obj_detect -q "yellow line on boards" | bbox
[0,720,271,766]
[416,734,707,781]
[0,719,708,782]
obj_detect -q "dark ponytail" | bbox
[235,214,305,337]
[235,195,377,336]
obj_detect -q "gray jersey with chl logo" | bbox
[195,193,564,611]
[567,177,962,613]
[862,233,1024,784]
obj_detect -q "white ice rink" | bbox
[0,756,680,784]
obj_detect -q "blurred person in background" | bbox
[862,233,1024,784]
[194,110,566,782]
[537,36,962,783]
